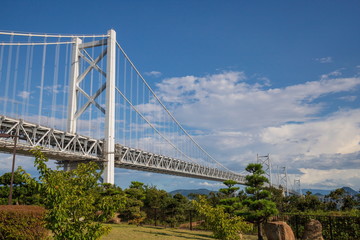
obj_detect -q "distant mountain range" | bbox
[169,187,359,197]
[302,187,359,196]
[301,189,332,196]
[169,188,216,197]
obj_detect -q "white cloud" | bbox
[157,72,360,131]
[145,71,162,77]
[299,168,360,189]
[17,91,31,99]
[338,95,357,102]
[154,71,360,189]
[43,84,64,94]
[315,57,333,63]
[261,109,360,156]
[198,181,225,188]
[320,70,342,80]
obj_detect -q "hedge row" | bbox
[0,205,49,240]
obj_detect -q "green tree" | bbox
[241,163,278,240]
[0,167,42,205]
[193,196,250,240]
[218,180,242,215]
[24,148,125,240]
[121,181,147,225]
[299,191,324,212]
[163,193,189,227]
[265,186,284,212]
[342,195,357,211]
[143,185,169,226]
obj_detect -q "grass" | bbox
[101,223,259,240]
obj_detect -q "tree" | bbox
[218,180,242,215]
[163,193,189,227]
[241,163,278,240]
[143,185,169,226]
[193,196,250,240]
[265,186,284,212]
[121,181,147,225]
[297,191,324,212]
[0,167,42,205]
[24,148,125,240]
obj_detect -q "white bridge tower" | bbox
[67,29,116,184]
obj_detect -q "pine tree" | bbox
[241,163,278,240]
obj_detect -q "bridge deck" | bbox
[0,115,245,183]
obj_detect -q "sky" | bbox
[1,0,360,192]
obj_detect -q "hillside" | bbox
[169,188,215,197]
[302,187,359,196]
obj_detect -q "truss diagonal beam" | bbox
[77,49,107,83]
[75,83,106,118]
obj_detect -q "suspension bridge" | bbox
[0,29,302,195]
[0,29,247,185]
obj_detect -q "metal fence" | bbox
[275,214,360,240]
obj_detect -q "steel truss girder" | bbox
[114,145,246,183]
[0,115,103,161]
[0,115,246,184]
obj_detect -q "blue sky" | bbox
[1,0,360,191]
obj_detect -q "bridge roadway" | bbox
[0,115,246,184]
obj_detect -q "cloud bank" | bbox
[155,71,360,189]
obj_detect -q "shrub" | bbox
[193,196,251,240]
[23,149,125,240]
[0,205,49,240]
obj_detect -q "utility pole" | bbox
[0,133,18,205]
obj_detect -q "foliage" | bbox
[0,167,42,205]
[264,186,284,212]
[218,180,242,215]
[24,148,126,240]
[219,180,240,197]
[162,193,189,227]
[0,205,49,240]
[141,185,193,227]
[282,191,325,213]
[325,188,360,211]
[241,163,278,240]
[281,187,360,214]
[121,181,147,225]
[142,185,169,226]
[193,196,251,240]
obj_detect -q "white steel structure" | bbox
[257,154,272,186]
[0,115,246,183]
[67,30,116,183]
[0,29,278,189]
[279,166,289,196]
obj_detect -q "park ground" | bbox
[100,224,259,240]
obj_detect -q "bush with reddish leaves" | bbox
[0,205,49,240]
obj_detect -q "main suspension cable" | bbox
[116,41,232,172]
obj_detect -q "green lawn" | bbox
[101,224,259,240]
